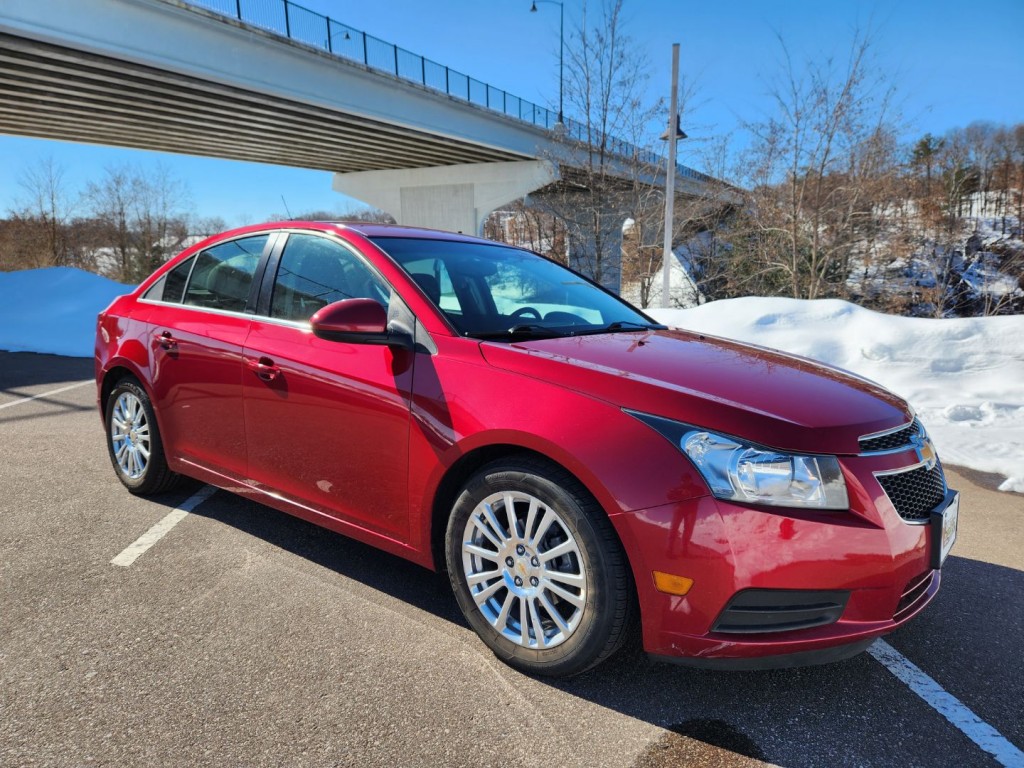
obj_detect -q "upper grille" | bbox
[877,463,947,522]
[860,419,921,453]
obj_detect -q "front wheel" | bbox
[105,378,180,495]
[445,457,634,677]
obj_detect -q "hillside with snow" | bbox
[1,267,1021,492]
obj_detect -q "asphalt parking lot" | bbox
[1,350,1021,768]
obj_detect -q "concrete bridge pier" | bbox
[332,160,559,236]
[526,189,630,294]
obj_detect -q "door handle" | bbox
[246,356,281,382]
[158,331,177,350]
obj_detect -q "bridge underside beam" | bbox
[333,161,559,235]
[0,32,528,172]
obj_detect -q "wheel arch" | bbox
[428,443,626,578]
[99,362,146,412]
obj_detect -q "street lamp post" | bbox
[529,0,564,126]
[661,43,686,309]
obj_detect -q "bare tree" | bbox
[534,0,663,289]
[85,163,190,282]
[11,157,76,268]
[725,28,904,301]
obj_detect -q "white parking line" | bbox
[869,640,1024,767]
[0,380,93,410]
[110,485,217,567]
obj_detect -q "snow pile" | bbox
[649,298,1024,493]
[0,267,133,358]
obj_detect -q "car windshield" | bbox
[370,237,662,340]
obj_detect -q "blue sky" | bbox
[1,0,1022,226]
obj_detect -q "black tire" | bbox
[445,456,634,677]
[104,378,180,495]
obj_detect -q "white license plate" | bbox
[936,493,959,567]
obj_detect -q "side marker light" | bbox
[653,571,694,596]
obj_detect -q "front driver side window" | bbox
[270,234,390,322]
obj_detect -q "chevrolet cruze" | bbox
[95,222,959,677]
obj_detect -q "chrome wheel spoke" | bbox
[503,493,519,539]
[529,508,556,548]
[539,593,570,632]
[495,591,515,628]
[466,568,502,587]
[543,579,585,609]
[539,539,575,563]
[545,569,585,587]
[471,578,504,607]
[527,598,546,648]
[481,502,509,545]
[519,597,530,646]
[523,498,539,542]
[463,542,498,561]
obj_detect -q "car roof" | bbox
[237,220,496,245]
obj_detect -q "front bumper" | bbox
[611,453,955,668]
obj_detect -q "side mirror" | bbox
[310,299,410,348]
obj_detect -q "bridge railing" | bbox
[186,0,714,184]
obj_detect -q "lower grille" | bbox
[712,589,849,634]
[877,464,947,522]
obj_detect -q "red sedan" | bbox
[95,222,959,676]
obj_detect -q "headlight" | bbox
[627,412,849,510]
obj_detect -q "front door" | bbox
[242,232,413,539]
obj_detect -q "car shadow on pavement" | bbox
[182,486,1022,768]
[0,351,94,391]
[185,487,465,625]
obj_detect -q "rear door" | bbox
[241,232,414,539]
[145,233,272,479]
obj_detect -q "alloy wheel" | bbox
[460,491,587,649]
[110,391,150,480]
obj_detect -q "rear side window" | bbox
[270,234,389,322]
[183,235,268,312]
[163,256,195,303]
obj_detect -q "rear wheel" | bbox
[105,378,180,495]
[445,457,634,677]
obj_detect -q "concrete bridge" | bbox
[0,0,732,284]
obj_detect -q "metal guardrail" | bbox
[185,0,714,183]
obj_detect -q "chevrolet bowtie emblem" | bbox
[911,432,937,470]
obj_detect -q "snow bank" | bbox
[649,298,1024,494]
[0,267,133,358]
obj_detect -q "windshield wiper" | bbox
[470,324,565,341]
[579,320,667,335]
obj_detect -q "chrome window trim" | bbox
[137,297,310,331]
[872,460,948,526]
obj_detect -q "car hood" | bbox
[478,329,910,455]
